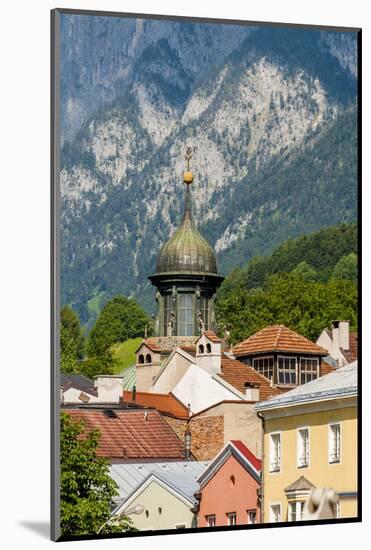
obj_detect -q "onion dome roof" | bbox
[155,149,218,276]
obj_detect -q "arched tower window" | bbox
[206,343,212,353]
[145,354,152,363]
[138,354,144,364]
[199,344,204,354]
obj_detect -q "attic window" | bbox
[199,344,204,354]
[138,354,144,364]
[146,354,152,363]
[206,343,211,353]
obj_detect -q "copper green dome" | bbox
[155,183,218,275]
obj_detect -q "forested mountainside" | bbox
[60,17,358,325]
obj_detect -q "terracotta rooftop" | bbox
[320,360,336,377]
[233,325,328,357]
[64,408,185,460]
[220,354,284,401]
[202,331,222,343]
[137,338,162,352]
[231,440,262,472]
[122,391,190,419]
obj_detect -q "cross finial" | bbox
[185,146,192,171]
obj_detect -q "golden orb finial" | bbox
[184,146,194,185]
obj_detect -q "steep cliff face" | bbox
[59,17,358,324]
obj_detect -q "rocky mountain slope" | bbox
[60,17,358,325]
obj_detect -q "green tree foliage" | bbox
[216,273,357,344]
[87,295,150,357]
[78,353,118,379]
[60,412,135,536]
[61,305,85,359]
[332,253,358,282]
[60,326,79,373]
[218,223,357,296]
[291,261,318,281]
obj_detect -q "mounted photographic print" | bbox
[51,8,361,542]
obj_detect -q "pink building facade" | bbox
[197,440,261,527]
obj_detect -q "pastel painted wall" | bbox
[198,454,261,527]
[172,364,242,414]
[119,479,194,531]
[150,351,193,394]
[263,402,357,522]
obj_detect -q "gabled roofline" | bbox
[197,441,261,488]
[151,347,196,386]
[112,472,195,517]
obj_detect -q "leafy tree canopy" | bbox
[61,305,85,359]
[78,353,118,379]
[218,222,357,299]
[291,261,318,281]
[87,295,150,357]
[216,272,357,344]
[60,412,135,536]
[60,326,79,374]
[332,252,358,282]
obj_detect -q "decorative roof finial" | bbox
[184,146,194,184]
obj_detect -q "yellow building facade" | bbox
[256,362,358,523]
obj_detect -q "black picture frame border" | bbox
[51,7,362,542]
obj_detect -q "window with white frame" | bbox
[227,512,237,526]
[247,509,257,524]
[297,428,310,467]
[205,515,216,527]
[252,356,274,381]
[277,356,297,385]
[269,433,281,472]
[270,504,281,523]
[288,501,305,522]
[299,357,319,384]
[328,423,341,463]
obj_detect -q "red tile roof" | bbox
[137,338,162,352]
[220,354,284,401]
[64,409,185,460]
[231,440,262,472]
[202,331,222,343]
[233,325,328,357]
[122,391,189,419]
[320,360,336,376]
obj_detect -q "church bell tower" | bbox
[149,147,224,338]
